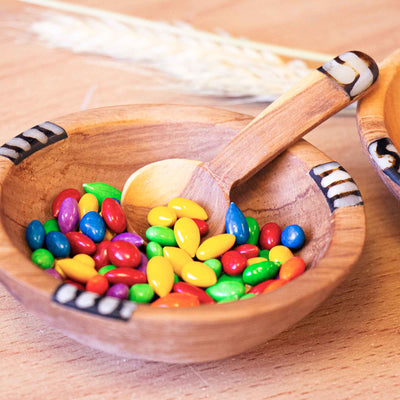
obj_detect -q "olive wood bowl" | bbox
[357,49,400,199]
[0,104,366,363]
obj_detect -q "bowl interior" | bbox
[385,67,400,149]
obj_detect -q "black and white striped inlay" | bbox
[310,162,363,212]
[0,121,67,165]
[318,51,379,99]
[368,138,400,186]
[53,283,137,321]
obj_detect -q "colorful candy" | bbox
[58,197,79,234]
[31,248,54,269]
[146,226,177,247]
[86,274,109,295]
[52,188,81,217]
[181,261,217,287]
[78,193,98,219]
[242,260,280,285]
[281,224,305,250]
[245,216,260,245]
[26,219,46,251]
[162,246,192,277]
[279,257,306,281]
[196,234,235,260]
[168,198,208,220]
[101,197,127,233]
[56,258,98,283]
[82,182,121,206]
[65,232,96,255]
[173,282,215,304]
[107,240,141,268]
[221,250,247,276]
[174,217,200,258]
[45,231,70,258]
[206,280,245,302]
[225,202,249,245]
[268,245,293,265]
[147,206,177,227]
[112,232,144,248]
[259,222,281,250]
[106,283,129,300]
[151,292,200,308]
[80,211,106,243]
[129,283,154,303]
[146,256,175,297]
[105,267,147,286]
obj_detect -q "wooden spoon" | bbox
[122,51,378,238]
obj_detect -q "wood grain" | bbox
[0,0,400,398]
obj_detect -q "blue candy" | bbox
[80,211,105,242]
[26,220,45,250]
[225,202,249,245]
[281,225,305,250]
[45,231,70,258]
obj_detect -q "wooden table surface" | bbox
[1,1,400,399]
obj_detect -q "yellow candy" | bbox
[245,284,252,293]
[56,258,98,283]
[104,228,115,241]
[78,193,98,219]
[196,234,235,261]
[247,257,268,266]
[269,245,294,265]
[174,217,200,258]
[73,254,95,269]
[181,261,217,287]
[163,246,193,277]
[54,263,67,279]
[147,256,174,297]
[168,198,208,220]
[147,206,177,227]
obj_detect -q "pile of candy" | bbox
[26,182,307,307]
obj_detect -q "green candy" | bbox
[204,258,222,278]
[146,241,163,259]
[245,216,260,245]
[242,261,280,285]
[43,219,60,234]
[98,265,117,275]
[174,273,180,283]
[31,248,54,269]
[129,284,154,303]
[259,249,270,260]
[146,226,177,246]
[218,273,243,284]
[206,280,245,302]
[82,182,121,206]
[218,295,239,303]
[240,293,256,300]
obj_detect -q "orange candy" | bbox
[279,256,306,281]
[262,279,288,293]
[86,274,109,295]
[151,292,200,308]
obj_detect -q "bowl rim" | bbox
[357,49,400,199]
[0,104,366,324]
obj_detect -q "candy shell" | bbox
[247,256,268,266]
[58,197,79,234]
[80,211,106,243]
[221,250,247,276]
[65,232,96,255]
[101,197,127,233]
[129,284,154,303]
[234,244,259,259]
[146,256,175,297]
[162,246,193,277]
[105,267,147,286]
[240,293,256,300]
[107,240,141,268]
[98,264,116,275]
[73,253,95,269]
[45,231,70,258]
[56,258,98,283]
[192,218,209,236]
[93,240,111,269]
[147,206,177,227]
[31,248,54,269]
[54,264,67,279]
[137,252,149,274]
[206,280,245,302]
[174,217,200,258]
[248,279,275,295]
[151,292,200,308]
[181,261,217,287]
[106,283,129,300]
[168,198,208,220]
[52,188,81,217]
[26,220,45,250]
[146,241,163,259]
[245,216,260,245]
[204,258,222,278]
[269,245,293,265]
[173,282,215,304]
[146,226,177,247]
[259,222,281,250]
[112,232,144,248]
[281,225,306,250]
[196,234,236,261]
[86,274,109,295]
[78,193,98,219]
[218,273,244,284]
[44,268,63,280]
[225,202,249,245]
[242,261,280,285]
[83,182,121,206]
[279,257,306,281]
[43,219,60,234]
[263,279,288,293]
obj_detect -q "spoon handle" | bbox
[205,51,379,189]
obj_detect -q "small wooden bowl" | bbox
[357,49,400,199]
[0,105,365,363]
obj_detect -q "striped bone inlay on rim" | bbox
[0,121,67,165]
[53,283,137,321]
[318,51,379,99]
[309,161,363,212]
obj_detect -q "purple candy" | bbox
[44,268,63,280]
[111,232,144,247]
[137,251,148,274]
[58,197,79,234]
[106,283,129,300]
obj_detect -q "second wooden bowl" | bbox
[0,105,365,363]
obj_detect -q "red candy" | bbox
[192,218,209,236]
[86,274,109,295]
[173,282,215,304]
[221,250,247,276]
[279,257,306,281]
[234,244,259,259]
[259,222,281,250]
[52,188,81,217]
[107,240,141,268]
[105,267,147,286]
[65,232,96,255]
[93,240,111,269]
[151,292,200,308]
[101,198,127,233]
[249,279,275,295]
[262,279,288,293]
[64,279,85,291]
